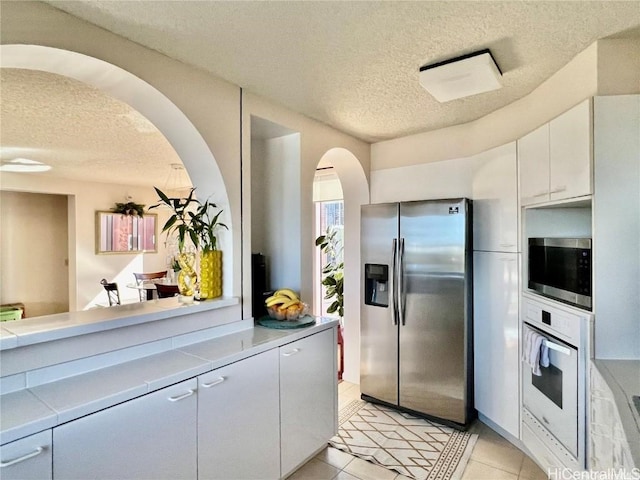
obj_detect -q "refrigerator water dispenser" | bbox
[364,263,389,307]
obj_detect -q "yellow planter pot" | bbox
[200,250,223,299]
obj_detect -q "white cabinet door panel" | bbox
[53,379,197,480]
[550,99,592,201]
[518,124,550,206]
[473,251,520,438]
[0,430,52,480]
[198,349,280,480]
[280,328,337,477]
[472,142,518,252]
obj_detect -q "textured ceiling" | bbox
[1,1,639,188]
[43,0,640,143]
[0,69,186,188]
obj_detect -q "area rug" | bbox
[330,400,477,480]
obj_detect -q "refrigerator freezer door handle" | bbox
[399,238,406,325]
[392,238,399,325]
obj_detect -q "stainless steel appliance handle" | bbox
[391,239,398,325]
[398,238,405,326]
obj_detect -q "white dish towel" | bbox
[522,326,549,376]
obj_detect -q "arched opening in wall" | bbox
[313,166,344,319]
[1,45,231,311]
[314,148,369,385]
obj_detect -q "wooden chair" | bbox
[133,271,167,301]
[100,278,121,306]
[155,283,180,299]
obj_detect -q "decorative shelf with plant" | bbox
[112,201,146,217]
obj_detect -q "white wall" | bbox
[371,38,639,173]
[371,156,475,204]
[0,191,69,317]
[593,95,640,359]
[242,93,371,323]
[1,173,171,310]
[251,134,302,291]
[1,1,241,305]
[2,2,372,331]
[315,148,369,384]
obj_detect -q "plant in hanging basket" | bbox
[112,201,145,217]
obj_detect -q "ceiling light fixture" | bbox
[0,158,52,173]
[419,49,502,103]
[161,163,192,198]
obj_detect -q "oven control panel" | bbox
[523,296,585,346]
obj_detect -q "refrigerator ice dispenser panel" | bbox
[364,264,389,307]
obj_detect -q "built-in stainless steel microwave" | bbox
[528,238,592,310]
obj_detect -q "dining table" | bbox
[126,278,179,301]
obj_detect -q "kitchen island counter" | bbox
[0,316,337,445]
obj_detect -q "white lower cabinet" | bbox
[198,349,280,480]
[473,251,520,438]
[0,430,52,480]
[53,379,197,480]
[16,328,337,480]
[280,328,337,477]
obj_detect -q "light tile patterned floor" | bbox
[288,382,548,480]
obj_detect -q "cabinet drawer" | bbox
[0,430,52,480]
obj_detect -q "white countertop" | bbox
[0,317,338,445]
[0,296,239,351]
[593,359,640,466]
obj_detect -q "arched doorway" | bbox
[314,148,369,385]
[1,44,233,301]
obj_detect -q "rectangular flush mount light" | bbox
[419,49,502,103]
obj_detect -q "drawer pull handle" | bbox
[549,185,567,194]
[201,377,225,388]
[0,447,45,468]
[282,348,300,357]
[533,191,548,198]
[168,389,195,402]
[499,243,515,248]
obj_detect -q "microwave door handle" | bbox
[544,339,572,356]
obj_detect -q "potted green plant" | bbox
[150,186,227,300]
[315,226,344,318]
[316,225,345,380]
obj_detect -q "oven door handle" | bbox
[544,339,572,356]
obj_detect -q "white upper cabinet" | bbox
[472,142,519,252]
[549,99,592,201]
[519,100,592,206]
[518,124,550,205]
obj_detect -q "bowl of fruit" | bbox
[265,289,308,321]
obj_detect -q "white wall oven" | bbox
[521,296,590,470]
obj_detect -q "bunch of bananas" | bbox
[265,289,306,320]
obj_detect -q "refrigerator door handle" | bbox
[391,238,399,325]
[398,237,406,325]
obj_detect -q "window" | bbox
[313,166,344,317]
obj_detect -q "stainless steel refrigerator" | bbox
[360,198,474,427]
